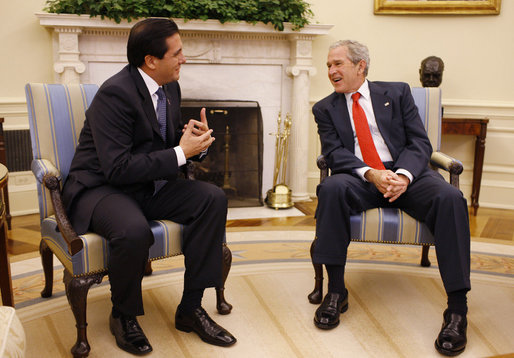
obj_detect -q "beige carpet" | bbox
[14,230,514,358]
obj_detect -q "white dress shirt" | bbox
[138,68,186,166]
[345,80,413,183]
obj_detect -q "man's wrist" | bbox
[356,166,371,181]
[395,168,413,184]
[174,146,186,166]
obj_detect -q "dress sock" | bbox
[178,288,204,314]
[326,264,346,295]
[447,288,469,316]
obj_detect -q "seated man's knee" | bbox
[317,176,345,200]
[203,182,228,210]
[111,220,154,253]
[436,183,467,206]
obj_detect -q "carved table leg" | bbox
[420,245,431,267]
[308,238,324,304]
[63,269,105,358]
[216,243,233,315]
[40,240,54,298]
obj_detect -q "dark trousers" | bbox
[90,179,227,317]
[314,168,471,294]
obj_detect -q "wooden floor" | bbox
[6,200,514,261]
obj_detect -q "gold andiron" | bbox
[266,112,293,209]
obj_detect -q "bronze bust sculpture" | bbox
[420,56,444,87]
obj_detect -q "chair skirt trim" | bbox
[350,208,435,245]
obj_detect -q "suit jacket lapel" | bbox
[163,85,179,145]
[369,82,394,154]
[129,65,164,141]
[330,93,355,153]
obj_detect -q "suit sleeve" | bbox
[313,102,367,174]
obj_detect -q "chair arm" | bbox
[42,174,84,256]
[31,159,62,184]
[430,151,463,188]
[317,155,329,182]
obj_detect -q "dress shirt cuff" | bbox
[174,146,186,167]
[395,168,413,184]
[355,166,371,181]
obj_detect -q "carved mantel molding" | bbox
[37,12,332,201]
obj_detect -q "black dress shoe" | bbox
[109,314,153,355]
[175,307,237,347]
[435,309,467,356]
[314,290,349,330]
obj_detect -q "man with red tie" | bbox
[312,40,470,356]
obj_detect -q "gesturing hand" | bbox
[182,108,209,136]
[179,108,215,158]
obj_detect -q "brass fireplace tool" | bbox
[265,112,293,209]
[222,125,236,197]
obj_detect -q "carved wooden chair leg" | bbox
[420,245,431,267]
[63,270,105,358]
[216,243,233,315]
[39,240,54,298]
[308,239,324,304]
[144,260,153,276]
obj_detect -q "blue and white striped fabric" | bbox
[25,83,186,276]
[347,87,440,246]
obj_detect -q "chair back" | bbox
[411,87,442,151]
[25,83,99,219]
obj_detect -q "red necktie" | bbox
[351,92,385,170]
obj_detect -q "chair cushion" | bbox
[350,208,435,245]
[41,216,184,276]
[0,306,26,358]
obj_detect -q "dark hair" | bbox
[127,18,180,67]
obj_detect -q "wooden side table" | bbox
[0,163,13,306]
[442,117,489,215]
[0,118,11,229]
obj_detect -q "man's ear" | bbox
[144,55,156,70]
[358,60,366,75]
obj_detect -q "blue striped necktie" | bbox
[154,87,168,195]
[155,87,167,142]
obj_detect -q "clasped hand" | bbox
[365,169,410,203]
[179,108,215,158]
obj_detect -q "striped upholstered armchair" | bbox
[308,87,464,304]
[25,83,233,357]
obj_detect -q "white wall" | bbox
[1,0,513,214]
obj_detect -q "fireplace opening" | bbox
[181,100,263,207]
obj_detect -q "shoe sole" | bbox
[314,302,349,330]
[176,322,236,347]
[434,340,465,356]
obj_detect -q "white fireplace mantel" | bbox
[37,12,333,201]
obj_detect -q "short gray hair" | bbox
[329,40,370,76]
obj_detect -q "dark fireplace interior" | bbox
[181,100,263,207]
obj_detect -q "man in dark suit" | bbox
[62,18,236,355]
[312,40,470,356]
